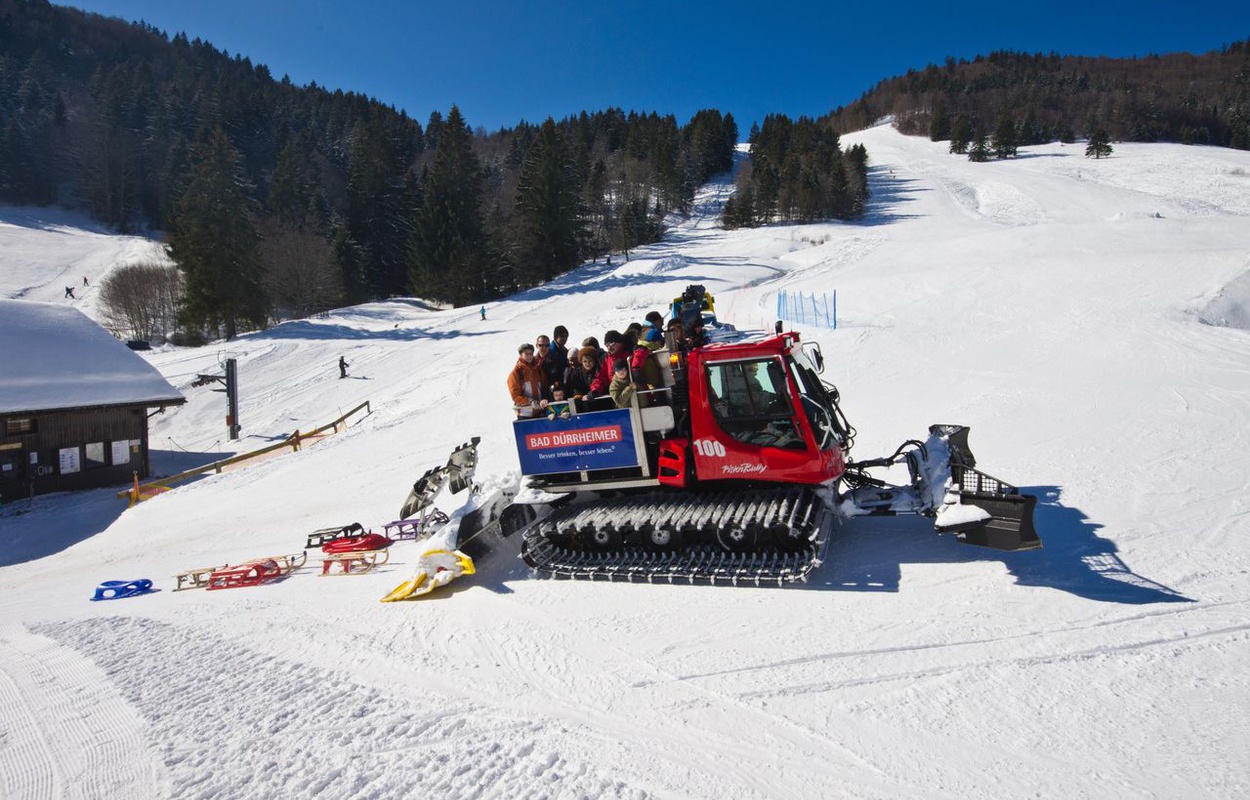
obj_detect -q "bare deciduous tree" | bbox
[258,220,344,320]
[98,260,183,342]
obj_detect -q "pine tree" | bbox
[929,99,951,141]
[168,127,268,340]
[844,143,870,213]
[82,65,139,229]
[949,115,973,154]
[409,105,489,304]
[968,134,992,162]
[513,118,585,285]
[1085,128,1114,158]
[721,196,740,230]
[268,133,323,228]
[684,109,737,183]
[992,111,1018,158]
[581,158,609,254]
[344,108,420,299]
[612,196,652,258]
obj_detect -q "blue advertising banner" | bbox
[514,409,639,475]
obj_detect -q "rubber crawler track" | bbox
[520,487,831,586]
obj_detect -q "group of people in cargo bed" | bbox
[508,309,706,419]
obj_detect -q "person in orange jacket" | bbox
[508,342,549,417]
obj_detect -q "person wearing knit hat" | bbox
[590,330,627,396]
[563,346,600,405]
[643,310,665,351]
[609,358,635,409]
[547,383,572,420]
[580,335,605,366]
[550,325,570,382]
[507,342,548,417]
[680,307,707,346]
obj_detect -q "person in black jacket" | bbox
[534,335,562,388]
[564,346,600,406]
[550,325,570,380]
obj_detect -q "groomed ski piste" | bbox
[2,121,1249,799]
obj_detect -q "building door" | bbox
[0,446,26,502]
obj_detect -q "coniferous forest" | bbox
[0,0,740,334]
[825,45,1250,151]
[725,116,869,229]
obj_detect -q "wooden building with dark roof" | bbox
[0,299,185,502]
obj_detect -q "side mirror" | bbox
[803,342,825,373]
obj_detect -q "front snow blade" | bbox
[941,464,1042,552]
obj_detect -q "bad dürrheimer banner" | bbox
[514,409,639,475]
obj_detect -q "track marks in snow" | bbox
[0,622,164,799]
[438,591,895,798]
[642,599,1250,703]
[35,616,657,800]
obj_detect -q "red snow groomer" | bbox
[496,294,1041,586]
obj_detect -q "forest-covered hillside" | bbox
[825,44,1250,150]
[1,0,752,322]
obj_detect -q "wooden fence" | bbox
[119,400,372,503]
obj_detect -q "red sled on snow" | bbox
[321,533,392,554]
[207,561,282,590]
[205,552,306,590]
[306,522,366,549]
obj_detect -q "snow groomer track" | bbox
[520,487,831,585]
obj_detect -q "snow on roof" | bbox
[0,299,185,414]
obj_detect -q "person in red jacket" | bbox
[588,330,661,404]
[588,330,627,397]
[508,342,549,417]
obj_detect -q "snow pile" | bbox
[1199,267,1250,330]
[652,254,689,273]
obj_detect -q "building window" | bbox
[85,442,107,468]
[5,418,36,435]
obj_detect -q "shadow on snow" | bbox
[0,486,129,567]
[813,485,1192,604]
[262,320,499,343]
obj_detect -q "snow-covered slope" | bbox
[0,206,170,326]
[2,124,1249,799]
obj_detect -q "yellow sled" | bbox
[380,549,475,602]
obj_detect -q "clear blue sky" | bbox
[63,0,1250,133]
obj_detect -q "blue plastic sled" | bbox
[91,579,155,601]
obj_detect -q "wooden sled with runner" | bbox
[321,549,391,576]
[204,552,306,590]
